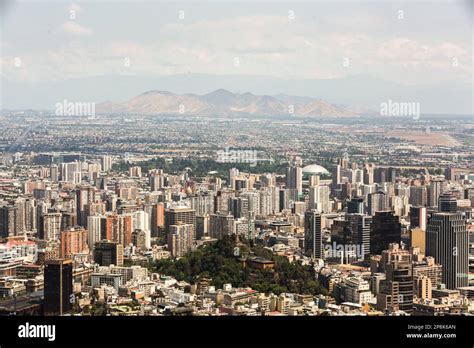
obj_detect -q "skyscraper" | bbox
[304,210,323,259]
[93,241,124,267]
[44,259,73,315]
[370,211,401,255]
[368,191,387,215]
[410,206,427,231]
[286,155,302,200]
[428,179,444,207]
[167,223,194,257]
[426,212,468,289]
[438,192,458,213]
[347,196,364,214]
[60,228,88,258]
[165,206,196,238]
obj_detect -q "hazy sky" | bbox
[0,0,472,111]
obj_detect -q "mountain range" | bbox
[96,89,371,117]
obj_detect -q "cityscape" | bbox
[0,110,472,317]
[0,0,473,346]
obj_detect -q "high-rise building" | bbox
[347,196,364,214]
[368,191,387,215]
[286,155,302,200]
[346,214,372,259]
[87,215,102,249]
[376,244,413,314]
[39,212,62,240]
[428,179,445,207]
[101,155,113,172]
[332,165,341,185]
[410,228,426,255]
[309,185,330,213]
[44,259,73,315]
[167,223,194,257]
[409,186,428,207]
[60,228,88,258]
[410,206,427,231]
[93,241,124,267]
[304,210,323,259]
[426,212,468,289]
[165,206,196,238]
[370,211,401,255]
[438,192,458,213]
[209,213,234,239]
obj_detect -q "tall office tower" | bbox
[370,211,401,255]
[167,223,194,257]
[309,185,331,213]
[44,259,73,315]
[150,202,165,237]
[426,212,468,289]
[351,168,364,184]
[444,167,456,181]
[409,186,428,207]
[209,213,235,240]
[279,189,288,212]
[428,179,445,207]
[346,214,372,258]
[93,241,124,266]
[286,155,302,199]
[196,215,209,239]
[438,192,458,213]
[332,165,341,185]
[50,164,59,182]
[387,167,397,183]
[165,206,196,238]
[368,191,387,215]
[0,204,16,237]
[39,212,62,240]
[374,167,387,184]
[76,186,95,227]
[60,228,88,258]
[363,163,375,185]
[304,210,323,259]
[101,155,113,172]
[348,196,364,214]
[87,215,102,249]
[410,206,427,231]
[229,197,249,219]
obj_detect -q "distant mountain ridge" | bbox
[96,89,371,117]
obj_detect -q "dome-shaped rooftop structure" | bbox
[302,164,329,175]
